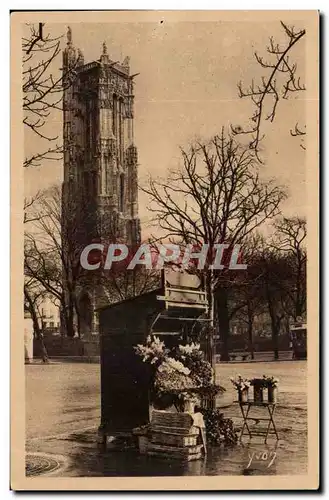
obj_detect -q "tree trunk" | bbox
[204,271,216,410]
[60,303,66,336]
[246,300,255,359]
[24,288,49,363]
[66,300,75,338]
[247,318,254,360]
[272,326,279,360]
[215,287,230,361]
[295,300,304,320]
[74,298,81,339]
[205,272,215,368]
[266,287,280,360]
[267,296,279,360]
[61,298,75,338]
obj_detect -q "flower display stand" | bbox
[238,402,279,443]
[146,410,206,461]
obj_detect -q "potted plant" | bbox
[262,375,279,403]
[250,378,266,403]
[198,408,238,447]
[230,375,250,403]
[178,392,200,413]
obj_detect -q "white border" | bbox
[4,2,326,499]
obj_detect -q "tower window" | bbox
[92,172,98,196]
[84,172,89,195]
[64,122,71,141]
[119,174,125,213]
[113,94,118,136]
[119,98,123,164]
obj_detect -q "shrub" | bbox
[199,408,238,447]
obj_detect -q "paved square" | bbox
[26,360,307,476]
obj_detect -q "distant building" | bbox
[61,28,141,336]
[40,296,61,332]
[24,309,33,363]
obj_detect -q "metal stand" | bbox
[238,402,279,444]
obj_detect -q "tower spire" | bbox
[100,41,109,64]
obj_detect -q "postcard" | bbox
[11,10,319,490]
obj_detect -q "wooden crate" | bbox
[151,410,194,429]
[137,435,149,454]
[147,451,203,462]
[148,442,203,458]
[150,424,199,436]
[147,410,205,461]
[151,432,198,447]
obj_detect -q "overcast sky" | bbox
[24,16,307,234]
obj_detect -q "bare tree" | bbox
[143,129,287,362]
[24,192,50,360]
[23,23,77,168]
[25,186,159,337]
[229,234,267,359]
[24,277,49,362]
[232,21,306,160]
[25,186,82,337]
[24,185,104,337]
[230,221,306,361]
[24,192,43,223]
[272,216,307,321]
[256,242,291,360]
[100,266,160,305]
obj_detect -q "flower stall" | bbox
[98,268,238,454]
[97,269,213,446]
[133,336,236,459]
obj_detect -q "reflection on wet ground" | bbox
[26,361,307,476]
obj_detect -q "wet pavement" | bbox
[25,361,307,476]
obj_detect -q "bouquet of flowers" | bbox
[134,336,224,409]
[134,335,168,366]
[230,375,251,391]
[176,342,214,387]
[154,357,194,393]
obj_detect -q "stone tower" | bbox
[62,27,141,336]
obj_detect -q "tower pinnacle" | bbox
[67,26,72,46]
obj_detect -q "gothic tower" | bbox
[62,27,141,336]
[62,27,141,248]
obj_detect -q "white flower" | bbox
[230,374,251,391]
[178,342,201,355]
[166,357,190,375]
